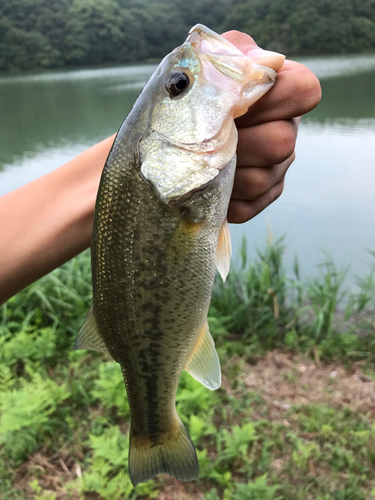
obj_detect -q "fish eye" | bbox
[166,71,190,98]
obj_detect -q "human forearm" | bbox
[0,135,115,304]
[0,34,321,305]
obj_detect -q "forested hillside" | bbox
[0,0,375,71]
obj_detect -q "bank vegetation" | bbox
[1,0,375,72]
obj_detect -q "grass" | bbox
[0,238,375,499]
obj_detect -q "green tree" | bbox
[65,0,126,64]
[1,0,375,72]
[0,17,60,71]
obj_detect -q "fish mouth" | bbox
[147,123,236,205]
[188,24,285,72]
[188,25,277,86]
[156,25,280,156]
[187,24,278,119]
[141,25,283,206]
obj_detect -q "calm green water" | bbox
[0,55,374,282]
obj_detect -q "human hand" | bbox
[223,31,321,223]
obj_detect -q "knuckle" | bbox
[283,150,296,172]
[228,200,251,224]
[268,122,296,164]
[251,168,271,198]
[293,65,322,112]
[273,179,285,200]
[277,123,296,161]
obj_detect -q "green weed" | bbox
[231,475,282,500]
[221,423,258,462]
[91,361,130,417]
[1,239,375,499]
[0,370,70,461]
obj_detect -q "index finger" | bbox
[222,30,258,52]
[222,31,321,127]
[222,30,285,72]
[236,60,322,127]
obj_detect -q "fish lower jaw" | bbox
[172,130,235,155]
[165,172,219,207]
[152,123,234,156]
[176,144,217,155]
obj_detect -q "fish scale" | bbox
[75,24,280,486]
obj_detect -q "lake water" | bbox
[0,54,374,283]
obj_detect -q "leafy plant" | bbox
[75,425,156,500]
[292,440,321,471]
[176,370,218,422]
[1,240,375,499]
[232,475,282,500]
[305,255,349,341]
[0,371,71,461]
[222,423,258,462]
[91,361,130,417]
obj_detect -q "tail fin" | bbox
[128,419,199,486]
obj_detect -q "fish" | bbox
[75,24,281,486]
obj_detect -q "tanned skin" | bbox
[0,31,321,304]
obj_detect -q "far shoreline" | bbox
[2,50,375,77]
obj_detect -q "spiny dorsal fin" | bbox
[216,219,232,282]
[184,321,221,390]
[74,305,108,352]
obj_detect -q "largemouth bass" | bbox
[76,25,280,486]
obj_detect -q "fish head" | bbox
[140,24,283,205]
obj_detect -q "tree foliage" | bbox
[0,0,375,72]
[221,0,375,55]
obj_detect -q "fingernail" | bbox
[246,48,286,72]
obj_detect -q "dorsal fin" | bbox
[184,321,221,390]
[74,305,108,352]
[216,219,232,282]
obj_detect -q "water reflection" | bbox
[298,53,375,79]
[230,122,375,281]
[0,143,91,194]
[307,72,375,124]
[0,64,159,170]
[0,64,157,85]
[0,55,374,280]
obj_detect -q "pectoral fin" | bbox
[216,219,232,282]
[74,305,108,352]
[184,321,221,390]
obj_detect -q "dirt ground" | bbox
[234,350,375,419]
[12,350,375,499]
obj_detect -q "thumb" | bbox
[222,30,285,72]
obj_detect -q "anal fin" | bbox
[216,219,232,282]
[74,305,108,352]
[184,322,221,390]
